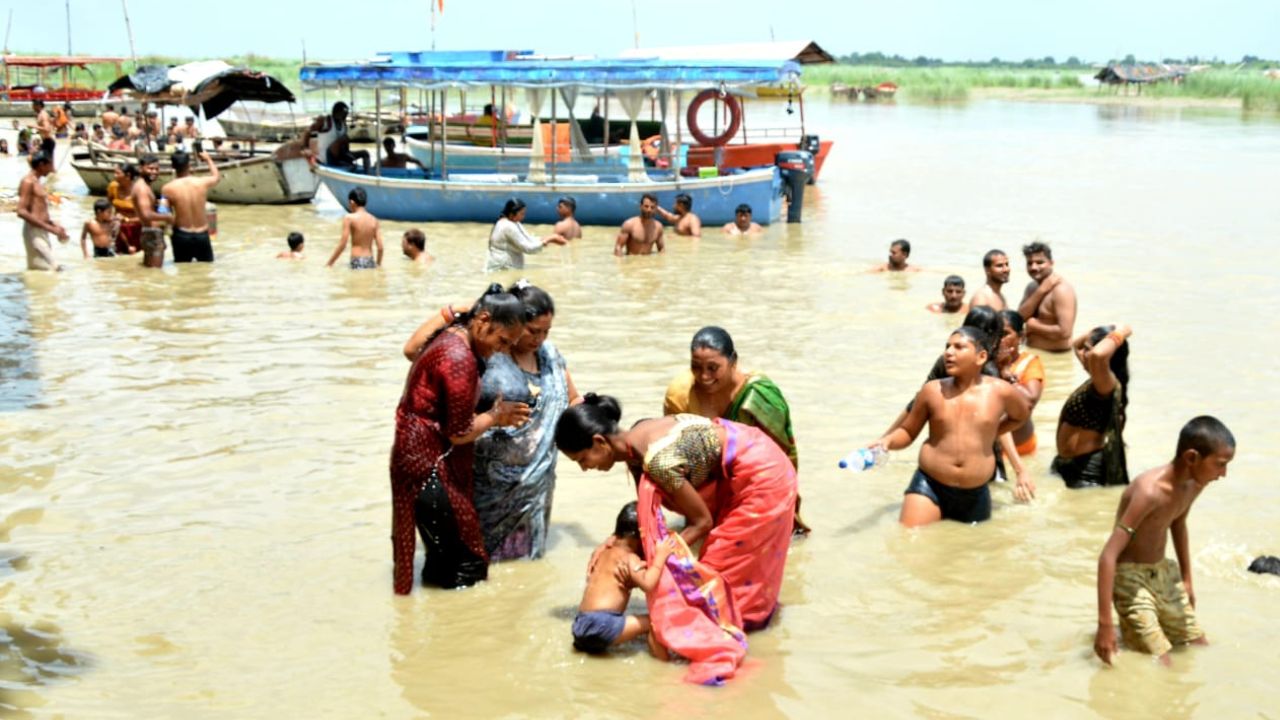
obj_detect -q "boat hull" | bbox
[404,136,620,171]
[70,151,319,205]
[313,165,783,226]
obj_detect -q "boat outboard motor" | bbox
[799,135,821,184]
[776,149,815,223]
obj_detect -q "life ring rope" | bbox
[686,89,742,147]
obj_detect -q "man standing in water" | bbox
[130,154,172,268]
[162,150,221,263]
[1018,242,1077,352]
[656,193,702,237]
[15,152,69,271]
[970,249,1011,310]
[871,238,921,272]
[722,203,763,236]
[31,100,56,160]
[615,193,664,256]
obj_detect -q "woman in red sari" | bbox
[390,285,529,593]
[555,394,796,631]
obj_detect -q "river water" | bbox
[2,97,1278,718]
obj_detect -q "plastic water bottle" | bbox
[838,446,888,472]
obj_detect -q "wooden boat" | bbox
[300,51,794,225]
[861,82,898,100]
[70,143,319,205]
[0,55,136,117]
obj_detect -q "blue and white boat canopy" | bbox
[299,50,801,91]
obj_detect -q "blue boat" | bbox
[299,51,799,225]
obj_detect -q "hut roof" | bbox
[1094,63,1191,84]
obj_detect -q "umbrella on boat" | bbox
[106,60,295,118]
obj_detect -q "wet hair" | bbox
[122,163,141,180]
[348,187,367,207]
[451,283,525,333]
[500,198,526,219]
[28,151,50,168]
[171,151,191,173]
[690,326,737,363]
[140,154,159,166]
[507,282,555,319]
[332,101,349,114]
[287,231,305,251]
[641,193,658,205]
[93,198,112,214]
[961,305,1004,358]
[1248,556,1280,576]
[403,228,426,251]
[557,196,576,212]
[1175,416,1235,458]
[735,203,752,215]
[674,193,692,210]
[1088,325,1130,420]
[999,309,1025,336]
[943,275,965,288]
[614,501,640,539]
[555,393,622,453]
[890,239,911,255]
[982,249,1006,268]
[1022,241,1052,260]
[950,326,991,360]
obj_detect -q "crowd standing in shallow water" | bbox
[6,120,1260,683]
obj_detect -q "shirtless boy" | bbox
[554,197,582,240]
[614,193,664,256]
[872,327,1031,526]
[1095,416,1236,666]
[970,249,1010,310]
[572,502,676,653]
[16,152,70,271]
[327,187,384,269]
[656,193,702,237]
[928,276,968,314]
[1018,242,1077,352]
[130,155,173,268]
[722,203,763,236]
[81,199,119,259]
[871,238,921,272]
[162,151,221,262]
[277,232,305,260]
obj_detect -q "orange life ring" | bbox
[686,89,742,147]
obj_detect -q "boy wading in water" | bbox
[871,327,1031,527]
[327,187,383,269]
[572,502,676,654]
[1094,416,1236,666]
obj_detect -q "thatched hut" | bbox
[1094,63,1191,86]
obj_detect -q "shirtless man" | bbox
[161,151,221,263]
[554,197,582,240]
[927,276,968,314]
[401,228,433,266]
[871,327,1031,526]
[326,187,383,269]
[871,238,921,272]
[31,100,56,160]
[101,105,120,136]
[655,193,702,237]
[15,152,70,271]
[970,249,1011,310]
[378,137,421,169]
[614,193,664,256]
[1095,416,1235,666]
[1018,242,1077,352]
[722,203,763,236]
[180,117,198,140]
[130,154,173,268]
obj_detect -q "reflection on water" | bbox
[0,616,90,717]
[0,99,1277,716]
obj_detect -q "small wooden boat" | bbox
[70,143,319,205]
[0,55,139,117]
[861,82,898,100]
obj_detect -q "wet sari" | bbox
[473,342,571,560]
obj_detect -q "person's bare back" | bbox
[328,201,384,268]
[162,153,220,232]
[580,542,647,613]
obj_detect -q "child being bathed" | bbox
[572,502,676,654]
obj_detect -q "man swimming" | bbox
[722,203,763,236]
[927,276,968,314]
[871,239,921,272]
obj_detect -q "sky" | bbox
[4,0,1277,64]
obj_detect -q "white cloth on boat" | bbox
[485,217,543,272]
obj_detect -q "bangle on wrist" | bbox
[1106,331,1125,346]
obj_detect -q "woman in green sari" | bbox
[663,326,809,534]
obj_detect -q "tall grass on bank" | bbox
[803,65,1084,102]
[1135,70,1280,111]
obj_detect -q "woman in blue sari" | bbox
[404,282,580,560]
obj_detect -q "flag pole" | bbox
[430,0,437,51]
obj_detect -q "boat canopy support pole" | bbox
[375,87,382,178]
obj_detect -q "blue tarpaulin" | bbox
[299,50,801,90]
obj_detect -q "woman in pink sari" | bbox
[556,394,797,632]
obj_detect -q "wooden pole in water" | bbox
[65,0,72,55]
[120,0,138,69]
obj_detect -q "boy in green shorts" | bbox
[1095,416,1236,665]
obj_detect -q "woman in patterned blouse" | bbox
[555,394,797,630]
